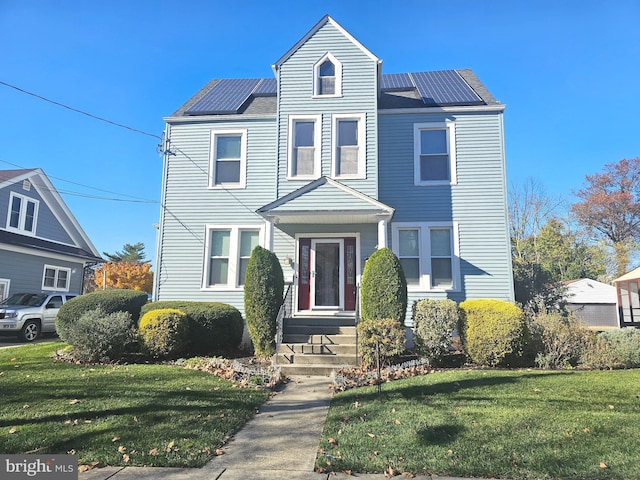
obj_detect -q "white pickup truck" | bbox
[0,292,78,342]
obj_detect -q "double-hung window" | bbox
[42,265,70,291]
[313,53,341,97]
[209,129,247,188]
[392,223,459,291]
[204,226,261,289]
[7,192,38,234]
[414,121,456,185]
[288,115,321,179]
[332,113,365,178]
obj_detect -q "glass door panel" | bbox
[313,242,340,307]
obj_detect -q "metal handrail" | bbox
[274,283,293,365]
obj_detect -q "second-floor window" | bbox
[333,114,366,178]
[288,115,321,179]
[414,121,457,186]
[7,192,38,235]
[209,129,247,188]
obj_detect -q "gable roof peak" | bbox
[272,15,380,71]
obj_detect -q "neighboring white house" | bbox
[565,278,618,330]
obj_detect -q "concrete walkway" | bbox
[80,375,487,480]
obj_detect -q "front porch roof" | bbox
[256,177,394,224]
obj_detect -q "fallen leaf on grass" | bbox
[600,462,608,469]
[533,388,541,393]
[395,419,401,425]
[608,405,615,410]
[583,428,590,433]
[112,436,121,442]
[118,446,126,453]
[215,449,224,456]
[78,462,99,472]
[148,448,159,456]
[69,399,80,405]
[9,427,17,434]
[122,454,130,463]
[367,433,376,438]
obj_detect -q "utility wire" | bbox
[0,80,162,140]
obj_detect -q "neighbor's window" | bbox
[288,116,321,179]
[392,223,458,290]
[7,192,38,234]
[313,53,342,97]
[204,226,262,289]
[209,129,247,188]
[333,114,365,178]
[414,122,456,185]
[42,265,71,291]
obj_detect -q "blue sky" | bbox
[1,1,638,265]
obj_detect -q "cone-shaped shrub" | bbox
[360,248,407,322]
[244,246,284,357]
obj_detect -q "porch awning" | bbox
[256,177,394,224]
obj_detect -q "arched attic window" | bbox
[313,53,342,97]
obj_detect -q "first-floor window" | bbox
[42,265,71,291]
[204,226,261,288]
[0,279,10,300]
[392,223,458,291]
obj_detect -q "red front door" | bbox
[297,237,356,311]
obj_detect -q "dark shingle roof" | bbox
[0,230,103,262]
[169,69,500,118]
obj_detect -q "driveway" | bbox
[0,336,55,348]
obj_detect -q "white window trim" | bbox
[0,278,10,300]
[312,52,342,98]
[413,121,457,186]
[331,113,366,179]
[42,265,71,292]
[6,192,39,235]
[208,129,247,189]
[392,222,460,292]
[202,224,265,290]
[287,114,322,180]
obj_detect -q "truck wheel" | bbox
[19,320,40,342]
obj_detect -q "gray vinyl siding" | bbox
[0,183,73,244]
[0,248,83,294]
[156,118,276,303]
[276,21,379,199]
[379,110,513,314]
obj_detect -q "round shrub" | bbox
[57,307,135,362]
[528,312,592,369]
[458,299,527,367]
[357,318,406,369]
[57,289,148,331]
[412,298,459,365]
[140,301,243,354]
[138,308,189,358]
[360,248,407,323]
[244,246,284,357]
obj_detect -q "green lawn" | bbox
[318,369,640,480]
[0,342,269,467]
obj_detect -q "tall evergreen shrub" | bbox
[360,248,407,323]
[244,246,284,357]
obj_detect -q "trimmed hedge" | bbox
[140,301,243,354]
[458,299,527,367]
[56,289,148,329]
[244,246,284,357]
[138,308,190,358]
[360,248,407,323]
[412,298,459,364]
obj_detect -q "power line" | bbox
[0,80,162,140]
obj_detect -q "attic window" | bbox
[313,53,342,97]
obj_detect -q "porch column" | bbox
[264,219,274,250]
[377,217,388,249]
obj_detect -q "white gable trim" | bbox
[272,15,380,72]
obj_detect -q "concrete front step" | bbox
[283,333,357,344]
[280,342,356,355]
[276,352,357,366]
[277,363,341,376]
[285,325,356,335]
[284,316,356,327]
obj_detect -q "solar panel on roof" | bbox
[254,78,277,95]
[411,70,482,106]
[185,78,261,115]
[381,73,413,90]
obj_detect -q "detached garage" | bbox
[565,278,618,330]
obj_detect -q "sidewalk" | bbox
[80,375,487,480]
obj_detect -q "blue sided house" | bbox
[0,168,102,299]
[155,16,514,372]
